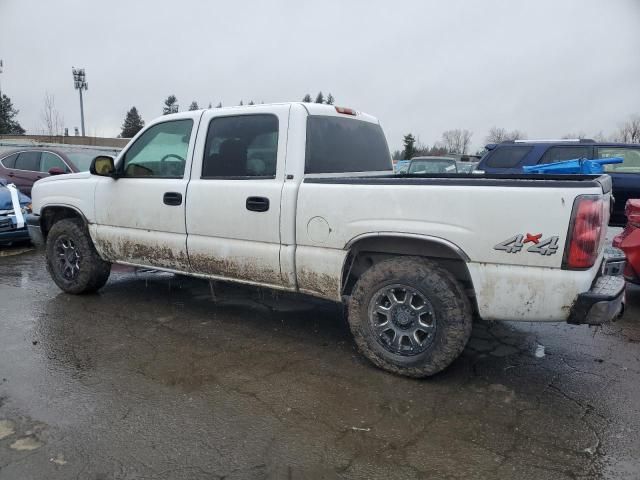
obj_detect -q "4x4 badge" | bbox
[495,234,559,256]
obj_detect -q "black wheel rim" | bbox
[54,236,81,281]
[367,284,437,356]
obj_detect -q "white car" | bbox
[28,103,625,377]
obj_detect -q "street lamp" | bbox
[0,59,4,98]
[72,67,88,136]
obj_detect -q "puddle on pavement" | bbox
[9,436,43,451]
[0,419,16,440]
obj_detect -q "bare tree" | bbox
[441,129,473,154]
[593,131,612,142]
[561,131,588,140]
[615,115,640,143]
[485,126,526,143]
[41,92,64,136]
[413,137,448,157]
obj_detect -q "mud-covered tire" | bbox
[45,218,111,294]
[348,256,472,378]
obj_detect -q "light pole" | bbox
[72,67,88,136]
[0,59,4,98]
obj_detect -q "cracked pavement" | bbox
[0,248,639,479]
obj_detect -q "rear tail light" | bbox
[625,199,640,228]
[335,106,357,116]
[563,195,605,269]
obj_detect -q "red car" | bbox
[0,146,120,197]
[613,199,640,284]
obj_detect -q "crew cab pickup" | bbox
[28,103,625,377]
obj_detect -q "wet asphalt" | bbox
[0,247,639,480]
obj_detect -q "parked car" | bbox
[476,139,640,226]
[0,146,121,196]
[0,178,31,245]
[613,199,640,284]
[29,103,624,377]
[407,156,458,174]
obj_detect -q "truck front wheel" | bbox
[348,256,472,377]
[45,218,111,294]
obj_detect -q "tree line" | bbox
[2,89,639,146]
[394,129,474,160]
[394,117,640,160]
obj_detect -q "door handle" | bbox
[246,196,269,212]
[163,192,183,206]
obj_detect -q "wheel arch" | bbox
[40,205,89,239]
[341,233,475,301]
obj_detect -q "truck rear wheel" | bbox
[347,256,472,377]
[45,218,111,294]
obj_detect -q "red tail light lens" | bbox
[564,195,605,269]
[625,199,640,228]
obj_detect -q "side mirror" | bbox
[48,167,65,176]
[90,155,116,177]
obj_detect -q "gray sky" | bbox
[1,0,639,152]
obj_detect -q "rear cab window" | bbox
[597,147,640,173]
[484,146,532,168]
[305,116,391,174]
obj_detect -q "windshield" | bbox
[65,149,120,171]
[408,160,457,174]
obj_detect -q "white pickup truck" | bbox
[28,102,625,377]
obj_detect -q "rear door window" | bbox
[305,116,391,174]
[15,152,41,171]
[1,153,19,168]
[538,146,591,164]
[484,146,532,168]
[202,114,278,178]
[597,147,640,173]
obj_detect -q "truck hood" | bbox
[36,171,93,185]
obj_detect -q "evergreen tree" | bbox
[248,100,255,105]
[188,101,199,111]
[163,95,178,115]
[402,133,416,160]
[239,100,243,106]
[208,102,212,109]
[315,91,325,104]
[0,94,26,135]
[325,93,335,105]
[302,94,312,102]
[120,106,145,138]
[216,102,222,108]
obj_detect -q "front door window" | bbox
[121,120,193,178]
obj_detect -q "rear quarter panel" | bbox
[296,180,607,321]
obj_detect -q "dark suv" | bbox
[476,139,640,226]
